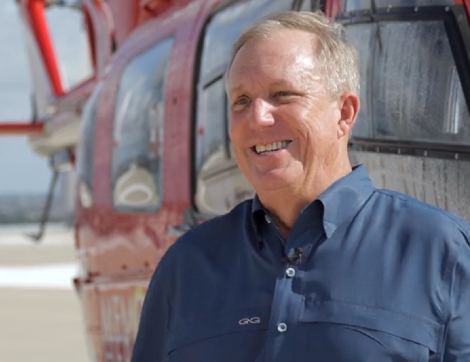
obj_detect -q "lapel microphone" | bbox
[283,247,303,266]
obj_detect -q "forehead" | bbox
[228,29,319,92]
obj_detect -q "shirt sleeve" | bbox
[130,254,171,362]
[443,227,470,361]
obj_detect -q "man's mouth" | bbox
[252,140,293,154]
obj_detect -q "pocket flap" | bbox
[298,300,444,353]
[168,306,270,352]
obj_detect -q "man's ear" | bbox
[337,92,360,138]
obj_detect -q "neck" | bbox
[257,160,352,240]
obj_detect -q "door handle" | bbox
[167,208,215,238]
[167,224,192,238]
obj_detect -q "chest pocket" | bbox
[297,300,444,362]
[167,306,270,362]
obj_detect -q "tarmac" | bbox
[0,224,90,362]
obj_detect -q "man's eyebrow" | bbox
[229,85,245,97]
[229,80,294,96]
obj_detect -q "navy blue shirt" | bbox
[131,165,470,362]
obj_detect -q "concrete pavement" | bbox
[0,225,90,362]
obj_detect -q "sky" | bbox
[0,1,91,196]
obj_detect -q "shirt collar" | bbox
[317,164,375,238]
[250,164,375,244]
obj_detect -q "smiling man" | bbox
[131,11,470,362]
[227,16,358,239]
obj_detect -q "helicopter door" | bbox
[0,0,113,175]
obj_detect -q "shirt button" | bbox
[264,214,271,224]
[286,267,296,278]
[277,323,287,333]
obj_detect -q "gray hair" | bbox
[225,10,360,99]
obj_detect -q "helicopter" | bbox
[0,0,469,361]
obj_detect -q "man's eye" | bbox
[276,91,292,97]
[233,97,249,107]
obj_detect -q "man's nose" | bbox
[250,98,275,128]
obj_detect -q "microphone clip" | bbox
[283,247,303,266]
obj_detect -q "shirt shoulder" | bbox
[163,199,255,261]
[373,188,470,243]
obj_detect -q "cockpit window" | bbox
[300,0,312,11]
[112,37,173,212]
[199,0,294,85]
[346,19,470,145]
[344,0,454,12]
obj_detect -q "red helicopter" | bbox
[1,0,469,361]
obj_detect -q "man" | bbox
[131,11,470,362]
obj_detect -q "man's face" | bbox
[227,29,347,193]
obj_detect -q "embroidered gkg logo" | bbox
[238,317,261,325]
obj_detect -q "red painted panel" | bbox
[460,0,470,23]
[0,123,43,136]
[325,0,342,18]
[106,0,139,47]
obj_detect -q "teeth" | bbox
[256,145,266,153]
[255,140,291,154]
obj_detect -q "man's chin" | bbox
[249,168,300,192]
